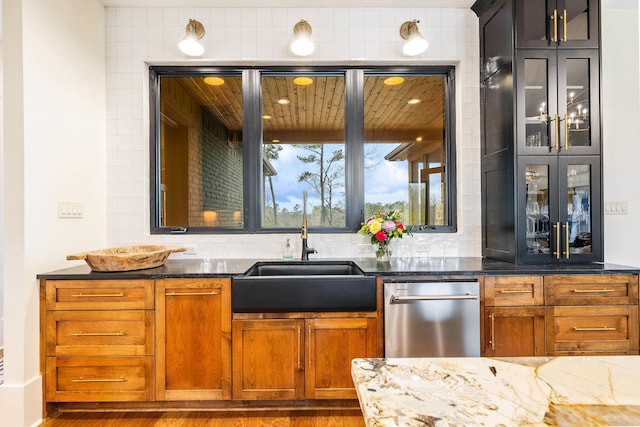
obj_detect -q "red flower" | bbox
[397,223,404,230]
[374,231,387,242]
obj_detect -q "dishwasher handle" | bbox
[390,293,479,303]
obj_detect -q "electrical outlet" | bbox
[58,201,84,218]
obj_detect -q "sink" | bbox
[243,260,365,276]
[233,261,376,313]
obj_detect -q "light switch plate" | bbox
[58,201,84,218]
[604,201,628,215]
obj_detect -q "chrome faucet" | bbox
[301,190,317,260]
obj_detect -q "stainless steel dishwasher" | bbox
[384,280,480,357]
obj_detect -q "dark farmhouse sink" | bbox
[232,260,376,313]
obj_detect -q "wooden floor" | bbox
[39,410,367,427]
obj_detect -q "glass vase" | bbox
[375,241,392,263]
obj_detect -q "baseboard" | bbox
[0,374,43,427]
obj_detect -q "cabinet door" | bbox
[485,307,546,356]
[519,157,559,263]
[556,156,602,262]
[556,49,600,155]
[546,305,639,354]
[156,278,231,401]
[517,49,599,156]
[516,0,599,49]
[232,319,304,400]
[305,318,378,400]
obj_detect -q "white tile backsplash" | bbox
[105,6,481,259]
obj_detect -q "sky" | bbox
[266,143,408,212]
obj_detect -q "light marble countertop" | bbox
[351,356,640,427]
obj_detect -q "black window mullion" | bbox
[345,69,365,229]
[243,68,263,232]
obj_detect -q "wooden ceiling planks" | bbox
[174,73,445,144]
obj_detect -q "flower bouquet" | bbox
[358,210,409,261]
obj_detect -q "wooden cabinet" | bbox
[483,276,545,356]
[484,274,640,357]
[473,0,602,264]
[544,275,639,355]
[232,314,378,401]
[42,279,155,402]
[155,278,231,401]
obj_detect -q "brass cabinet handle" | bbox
[551,9,558,42]
[499,289,532,294]
[564,114,569,150]
[297,325,302,370]
[165,291,218,296]
[489,313,495,351]
[564,222,570,259]
[308,324,312,369]
[71,376,126,383]
[72,331,125,336]
[71,293,124,298]
[561,9,567,42]
[553,222,560,259]
[573,288,616,293]
[573,326,616,332]
[554,113,560,151]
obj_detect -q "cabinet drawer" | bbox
[45,311,154,357]
[45,356,154,402]
[484,276,543,306]
[45,280,154,310]
[544,275,639,305]
[545,306,639,354]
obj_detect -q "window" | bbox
[149,66,456,234]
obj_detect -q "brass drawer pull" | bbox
[165,291,219,296]
[71,376,126,383]
[573,326,617,332]
[489,313,495,351]
[499,289,532,294]
[572,289,616,293]
[71,331,125,337]
[71,293,125,298]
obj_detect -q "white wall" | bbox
[0,32,4,351]
[601,1,640,266]
[101,7,481,260]
[1,0,106,425]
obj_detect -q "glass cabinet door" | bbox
[557,157,602,262]
[520,55,556,152]
[516,0,599,49]
[557,50,600,155]
[524,163,552,256]
[519,156,601,263]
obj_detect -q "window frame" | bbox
[149,65,457,234]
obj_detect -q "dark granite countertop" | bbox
[37,257,640,279]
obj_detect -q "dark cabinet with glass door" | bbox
[517,49,600,156]
[473,0,601,264]
[516,0,599,49]
[519,156,601,263]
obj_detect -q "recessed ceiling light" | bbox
[204,76,225,86]
[416,136,423,142]
[272,139,281,143]
[293,77,314,86]
[262,115,272,120]
[408,98,422,105]
[278,99,290,105]
[384,76,405,86]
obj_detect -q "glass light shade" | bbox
[403,35,429,56]
[179,38,205,56]
[290,36,315,56]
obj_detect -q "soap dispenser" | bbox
[283,239,294,260]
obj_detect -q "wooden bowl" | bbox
[67,245,186,272]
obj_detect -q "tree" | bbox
[295,144,345,226]
[263,144,283,225]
